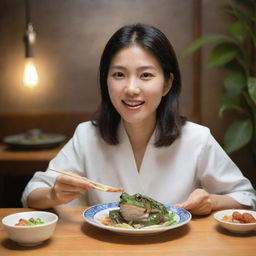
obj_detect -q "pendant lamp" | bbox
[23,0,39,88]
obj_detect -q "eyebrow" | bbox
[109,65,157,71]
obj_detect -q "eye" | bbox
[113,72,124,78]
[140,72,153,80]
[135,194,142,201]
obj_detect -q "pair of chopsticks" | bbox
[50,169,124,192]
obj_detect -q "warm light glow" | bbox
[23,58,39,88]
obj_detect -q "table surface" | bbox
[0,207,255,256]
[0,144,60,161]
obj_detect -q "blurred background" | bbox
[0,0,255,207]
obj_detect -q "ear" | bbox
[162,73,174,96]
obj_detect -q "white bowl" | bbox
[214,209,256,233]
[2,211,58,246]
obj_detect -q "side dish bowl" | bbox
[214,209,256,233]
[2,211,58,246]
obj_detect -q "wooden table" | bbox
[0,207,255,256]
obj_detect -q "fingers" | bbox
[177,189,213,215]
[57,175,93,190]
[55,182,85,194]
[51,187,82,205]
[50,174,94,205]
[178,189,203,209]
[180,197,198,209]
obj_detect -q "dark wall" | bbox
[0,0,194,116]
[0,0,255,194]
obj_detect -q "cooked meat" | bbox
[232,211,244,223]
[242,213,256,223]
[232,211,256,223]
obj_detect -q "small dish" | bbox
[214,209,256,233]
[83,202,191,235]
[2,211,58,246]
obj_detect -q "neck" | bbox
[124,119,155,148]
[123,118,156,171]
[123,115,156,165]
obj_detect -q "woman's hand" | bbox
[50,174,94,205]
[27,174,94,209]
[176,189,251,215]
[176,188,213,215]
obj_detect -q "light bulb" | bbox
[23,58,39,88]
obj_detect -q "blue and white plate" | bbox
[83,202,191,235]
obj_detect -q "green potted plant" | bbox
[182,0,256,161]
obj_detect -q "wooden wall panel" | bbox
[0,0,195,118]
[0,0,254,190]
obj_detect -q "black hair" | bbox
[92,23,186,146]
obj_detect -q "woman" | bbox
[22,23,256,215]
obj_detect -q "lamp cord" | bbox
[24,0,36,57]
[25,0,31,25]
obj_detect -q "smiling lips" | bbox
[122,100,145,109]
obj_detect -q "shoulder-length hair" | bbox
[92,23,186,147]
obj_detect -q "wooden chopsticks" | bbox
[50,169,124,192]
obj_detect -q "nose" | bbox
[124,77,140,96]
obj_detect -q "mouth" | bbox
[122,100,145,108]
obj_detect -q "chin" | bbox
[121,115,154,126]
[119,109,156,126]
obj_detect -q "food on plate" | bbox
[222,211,256,223]
[15,217,45,226]
[101,192,177,228]
[21,129,48,142]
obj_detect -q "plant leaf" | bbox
[224,119,253,153]
[224,71,246,97]
[181,34,235,56]
[207,43,239,67]
[228,21,248,42]
[227,1,248,22]
[247,77,256,105]
[225,1,256,46]
[219,94,243,117]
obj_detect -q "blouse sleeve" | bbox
[21,123,86,207]
[196,131,256,209]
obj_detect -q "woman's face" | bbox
[107,45,171,127]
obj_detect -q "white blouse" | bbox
[21,121,256,208]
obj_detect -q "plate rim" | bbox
[3,133,66,145]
